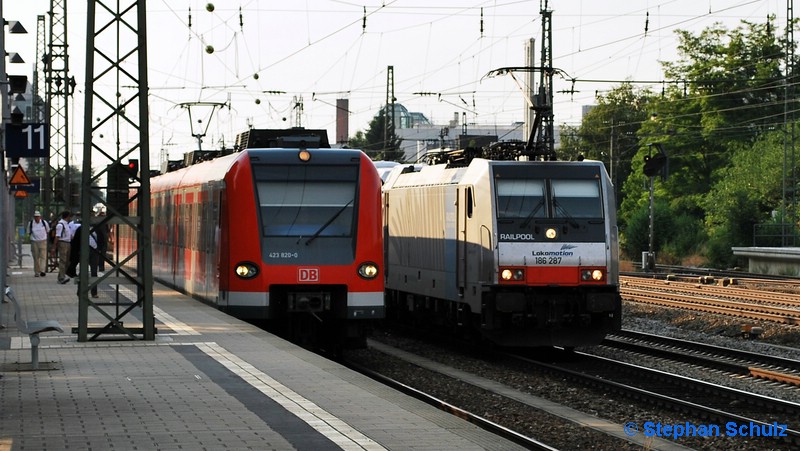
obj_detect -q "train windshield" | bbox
[495,178,603,219]
[254,165,358,238]
[496,179,546,219]
[551,179,602,218]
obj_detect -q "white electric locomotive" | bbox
[382,157,622,348]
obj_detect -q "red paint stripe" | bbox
[526,266,580,284]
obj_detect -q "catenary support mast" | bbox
[77,0,154,341]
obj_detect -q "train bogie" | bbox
[382,158,622,348]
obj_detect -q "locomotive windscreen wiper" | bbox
[305,199,354,245]
[520,183,547,229]
[520,198,545,229]
[553,199,580,228]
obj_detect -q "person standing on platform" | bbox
[94,208,109,272]
[28,211,49,277]
[52,211,72,284]
[66,223,99,298]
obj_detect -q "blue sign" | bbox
[5,123,49,158]
[11,178,40,193]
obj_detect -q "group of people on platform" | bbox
[28,209,109,298]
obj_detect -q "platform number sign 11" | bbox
[4,123,49,158]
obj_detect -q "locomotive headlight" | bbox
[235,262,259,279]
[298,150,312,162]
[500,268,524,281]
[545,228,557,239]
[357,262,379,279]
[580,269,605,281]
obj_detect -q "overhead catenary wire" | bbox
[144,1,789,151]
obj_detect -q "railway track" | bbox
[341,335,681,450]
[624,276,800,307]
[340,353,558,451]
[620,275,800,326]
[603,330,800,387]
[343,328,800,450]
[515,350,800,447]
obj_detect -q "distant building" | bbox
[388,103,433,129]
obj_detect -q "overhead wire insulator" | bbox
[362,6,367,33]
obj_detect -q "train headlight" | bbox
[580,269,605,281]
[298,150,311,162]
[545,228,557,239]
[500,268,525,281]
[235,262,259,279]
[357,262,379,279]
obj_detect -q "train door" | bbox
[206,182,222,301]
[172,192,182,288]
[196,188,208,297]
[457,185,473,296]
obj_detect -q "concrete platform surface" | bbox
[0,265,524,450]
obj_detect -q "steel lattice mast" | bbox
[77,0,154,341]
[45,0,73,213]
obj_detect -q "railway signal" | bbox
[126,159,139,179]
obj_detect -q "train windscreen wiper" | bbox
[305,199,353,246]
[520,198,545,229]
[553,199,580,228]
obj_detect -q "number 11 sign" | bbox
[5,123,49,158]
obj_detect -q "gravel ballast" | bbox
[344,301,800,450]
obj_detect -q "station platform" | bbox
[732,246,800,276]
[0,265,525,450]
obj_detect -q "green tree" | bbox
[618,17,791,264]
[560,83,653,210]
[349,106,404,161]
[703,128,797,265]
[348,130,368,149]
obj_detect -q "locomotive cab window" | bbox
[551,179,603,219]
[254,164,358,238]
[496,179,546,219]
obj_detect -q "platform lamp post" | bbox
[0,0,28,312]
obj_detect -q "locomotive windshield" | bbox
[495,178,603,220]
[496,179,546,219]
[254,164,358,238]
[551,179,602,219]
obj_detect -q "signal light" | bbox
[8,75,27,94]
[126,159,139,178]
[107,163,130,215]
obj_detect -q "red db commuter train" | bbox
[126,130,384,347]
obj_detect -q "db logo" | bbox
[298,267,319,282]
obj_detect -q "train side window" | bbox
[466,187,473,218]
[551,179,603,219]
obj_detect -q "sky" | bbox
[2,0,791,170]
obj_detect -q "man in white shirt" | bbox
[29,211,49,277]
[52,210,73,284]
